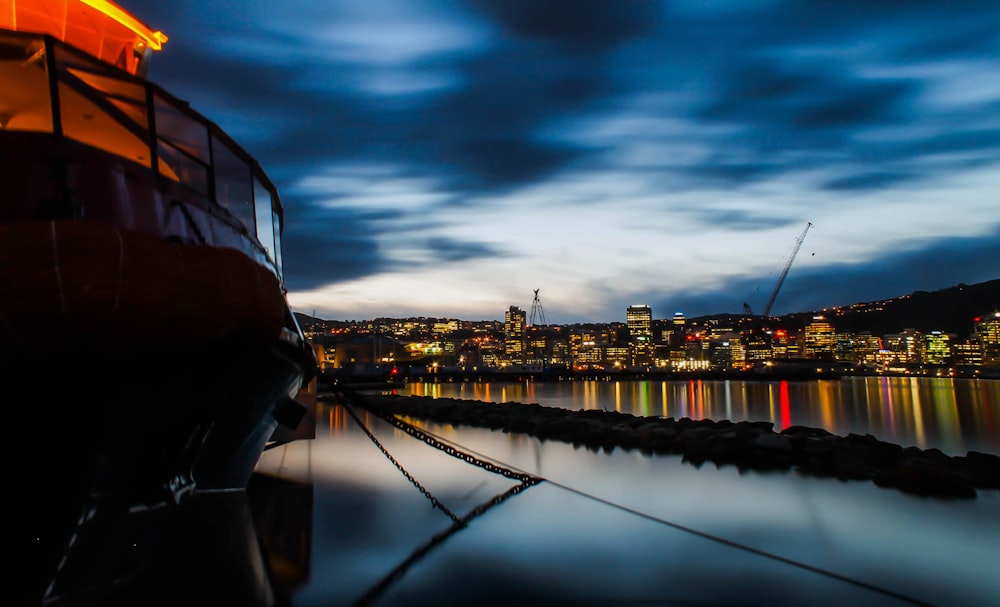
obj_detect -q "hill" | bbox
[295,278,1000,338]
[779,279,1000,337]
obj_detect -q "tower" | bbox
[626,305,652,340]
[504,306,526,364]
[529,289,547,326]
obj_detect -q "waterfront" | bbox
[253,377,1000,606]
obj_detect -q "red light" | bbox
[973,317,981,322]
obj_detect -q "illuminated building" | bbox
[504,306,526,364]
[629,341,654,369]
[549,339,570,366]
[922,332,953,365]
[803,316,836,359]
[743,330,773,363]
[884,329,923,364]
[626,305,653,339]
[952,340,983,367]
[770,329,792,359]
[605,347,629,369]
[708,338,734,369]
[850,332,883,365]
[976,312,1000,366]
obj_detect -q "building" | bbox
[952,339,983,367]
[626,305,653,340]
[976,312,1000,366]
[884,329,923,364]
[922,332,953,365]
[504,306,526,364]
[803,316,836,359]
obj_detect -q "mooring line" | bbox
[374,414,936,607]
[332,387,932,607]
[343,403,463,525]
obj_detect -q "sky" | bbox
[127,0,1000,324]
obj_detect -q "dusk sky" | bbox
[129,1,999,324]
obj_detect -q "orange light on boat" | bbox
[79,0,167,50]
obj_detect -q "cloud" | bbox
[467,0,657,52]
[280,205,395,291]
[122,1,1000,322]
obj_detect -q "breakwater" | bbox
[326,389,1000,500]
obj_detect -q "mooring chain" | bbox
[343,403,463,525]
[365,406,539,484]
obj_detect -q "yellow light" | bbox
[79,0,168,50]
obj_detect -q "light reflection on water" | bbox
[255,394,1000,607]
[401,377,1000,456]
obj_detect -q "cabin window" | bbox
[213,136,255,236]
[272,206,283,275]
[253,177,276,262]
[52,44,152,167]
[154,92,209,192]
[0,34,52,133]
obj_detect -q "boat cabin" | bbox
[0,0,286,279]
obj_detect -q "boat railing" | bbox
[0,29,285,279]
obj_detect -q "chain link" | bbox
[343,403,462,524]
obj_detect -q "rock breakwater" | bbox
[334,391,1000,500]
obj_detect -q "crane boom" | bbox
[762,221,812,316]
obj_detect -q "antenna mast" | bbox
[529,289,547,326]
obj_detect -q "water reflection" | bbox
[254,399,1000,607]
[401,377,1000,455]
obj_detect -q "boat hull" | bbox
[2,221,313,602]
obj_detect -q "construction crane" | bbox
[744,221,812,317]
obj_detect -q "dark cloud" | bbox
[121,0,1000,319]
[822,172,911,191]
[467,0,657,52]
[280,205,395,291]
[688,210,798,231]
[699,59,919,152]
[424,237,504,263]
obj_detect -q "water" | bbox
[401,376,1000,456]
[253,377,1000,606]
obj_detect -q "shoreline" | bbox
[325,367,1000,386]
[324,389,1000,500]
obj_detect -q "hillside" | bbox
[295,278,1000,338]
[781,279,1000,337]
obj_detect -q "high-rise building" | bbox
[922,332,953,365]
[976,312,1000,366]
[884,328,923,364]
[952,340,983,367]
[851,332,883,366]
[803,316,836,359]
[626,305,652,340]
[504,306,526,364]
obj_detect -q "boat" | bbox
[0,1,317,602]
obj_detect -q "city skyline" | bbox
[129,1,1000,323]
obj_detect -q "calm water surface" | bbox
[401,377,1000,456]
[254,378,1000,606]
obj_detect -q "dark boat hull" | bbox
[3,221,313,603]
